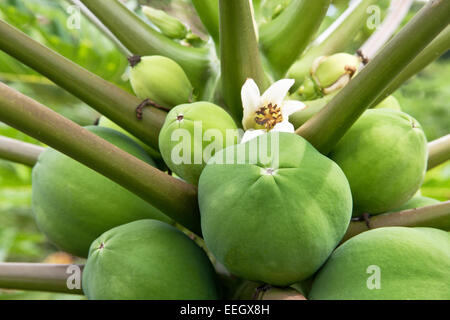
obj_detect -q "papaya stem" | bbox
[0,263,84,295]
[295,0,450,154]
[342,201,450,243]
[191,0,219,44]
[219,0,268,123]
[79,0,211,91]
[0,136,44,167]
[0,20,165,151]
[260,0,331,77]
[427,134,450,170]
[0,82,202,235]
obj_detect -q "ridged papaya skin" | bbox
[309,227,450,300]
[32,126,172,257]
[129,55,193,109]
[329,109,428,216]
[199,132,352,286]
[159,102,239,185]
[82,219,221,300]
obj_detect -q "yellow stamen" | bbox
[254,103,283,130]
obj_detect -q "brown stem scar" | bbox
[362,213,372,229]
[252,284,272,300]
[127,55,142,68]
[136,99,170,120]
[356,50,370,65]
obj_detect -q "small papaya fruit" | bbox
[329,109,428,216]
[374,95,402,110]
[394,195,440,211]
[129,55,194,109]
[309,227,450,300]
[158,101,239,185]
[199,132,352,286]
[32,126,172,257]
[82,219,221,300]
[298,53,361,100]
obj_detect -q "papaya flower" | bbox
[241,78,305,143]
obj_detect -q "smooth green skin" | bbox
[309,227,450,300]
[32,126,172,257]
[289,93,336,129]
[82,219,221,300]
[329,109,428,216]
[159,102,239,185]
[313,53,361,89]
[98,116,166,170]
[394,195,440,211]
[130,55,193,109]
[374,95,402,111]
[199,132,353,286]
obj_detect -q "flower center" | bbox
[254,103,283,130]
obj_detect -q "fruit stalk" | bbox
[427,134,450,170]
[260,0,331,76]
[219,0,268,122]
[295,0,450,154]
[0,20,165,151]
[0,82,201,235]
[79,0,210,91]
[0,263,83,294]
[191,0,220,44]
[0,136,44,167]
[342,201,450,242]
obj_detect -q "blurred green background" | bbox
[0,0,448,299]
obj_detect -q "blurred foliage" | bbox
[0,0,447,299]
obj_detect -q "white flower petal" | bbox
[282,100,306,118]
[272,121,295,133]
[261,79,295,106]
[241,78,261,113]
[240,129,266,144]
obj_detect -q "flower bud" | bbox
[142,6,188,40]
[128,55,194,109]
[298,53,361,100]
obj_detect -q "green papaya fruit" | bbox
[309,227,450,300]
[82,219,221,300]
[158,101,239,185]
[129,55,194,109]
[374,95,402,110]
[329,109,428,216]
[97,116,166,170]
[199,132,352,286]
[32,126,172,257]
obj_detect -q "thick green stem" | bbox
[342,201,450,242]
[371,25,450,107]
[0,20,165,151]
[287,0,379,88]
[0,136,44,167]
[0,263,83,294]
[191,0,219,44]
[260,0,331,76]
[295,0,450,154]
[80,0,211,91]
[0,83,201,235]
[219,0,268,123]
[428,134,450,170]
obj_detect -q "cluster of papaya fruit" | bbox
[31,52,449,300]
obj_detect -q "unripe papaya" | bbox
[309,227,450,300]
[329,109,428,216]
[82,219,221,300]
[199,132,352,286]
[32,126,172,257]
[158,102,239,185]
[394,195,440,211]
[129,55,194,109]
[298,53,361,100]
[374,95,402,110]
